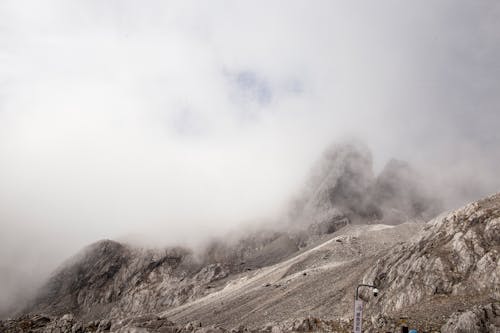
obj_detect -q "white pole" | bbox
[353,299,363,333]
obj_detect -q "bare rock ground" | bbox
[162,223,422,328]
[361,193,500,331]
[1,192,499,332]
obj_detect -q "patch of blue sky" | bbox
[234,71,272,106]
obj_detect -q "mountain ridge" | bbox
[1,144,498,332]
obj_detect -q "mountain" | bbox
[3,192,499,332]
[1,144,498,332]
[2,221,423,332]
[289,142,441,227]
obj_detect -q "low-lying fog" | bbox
[1,0,499,318]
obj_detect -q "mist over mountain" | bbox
[0,140,486,326]
[289,141,441,228]
[1,1,500,332]
[3,188,499,332]
[0,139,447,320]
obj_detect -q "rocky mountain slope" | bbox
[161,223,423,327]
[1,144,498,332]
[15,143,437,320]
[362,192,500,331]
[160,193,499,332]
[2,193,500,332]
[2,221,422,333]
[23,221,421,322]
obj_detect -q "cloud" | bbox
[0,0,499,316]
[230,70,273,106]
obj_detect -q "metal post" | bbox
[355,283,377,299]
[353,284,378,333]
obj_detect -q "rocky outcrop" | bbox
[24,231,305,321]
[362,192,500,325]
[307,216,349,236]
[0,313,181,333]
[26,240,224,320]
[28,240,131,316]
[201,232,301,270]
[441,303,500,333]
[289,142,440,227]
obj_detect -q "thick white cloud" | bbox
[0,0,499,315]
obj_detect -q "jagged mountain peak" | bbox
[290,142,441,227]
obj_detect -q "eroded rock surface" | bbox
[441,303,500,333]
[0,314,354,333]
[9,193,498,331]
[363,193,500,313]
[353,193,500,333]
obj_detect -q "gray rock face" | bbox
[24,230,305,321]
[3,141,498,333]
[29,240,131,316]
[289,142,440,227]
[26,241,221,320]
[290,141,377,225]
[363,193,500,316]
[14,220,424,330]
[441,303,500,333]
[307,216,349,236]
[0,313,179,333]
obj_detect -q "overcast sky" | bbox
[0,0,499,314]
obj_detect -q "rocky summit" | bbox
[1,145,499,332]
